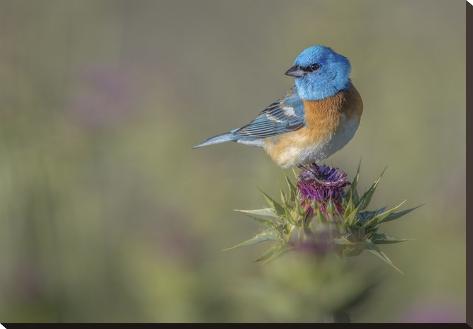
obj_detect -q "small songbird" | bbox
[194,45,363,168]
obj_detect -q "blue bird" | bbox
[194,45,363,168]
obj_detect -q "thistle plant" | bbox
[227,163,419,274]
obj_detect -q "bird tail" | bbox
[193,132,236,149]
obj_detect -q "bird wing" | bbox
[234,88,305,139]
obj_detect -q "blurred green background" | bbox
[0,0,465,322]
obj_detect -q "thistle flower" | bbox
[297,163,350,214]
[226,162,419,323]
[227,162,419,273]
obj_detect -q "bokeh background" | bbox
[0,0,465,322]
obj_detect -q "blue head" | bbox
[285,45,351,100]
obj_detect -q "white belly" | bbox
[297,114,360,165]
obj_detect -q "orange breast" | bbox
[264,84,363,167]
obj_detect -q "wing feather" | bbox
[235,88,305,139]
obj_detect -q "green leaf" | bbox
[259,190,285,217]
[383,204,423,223]
[371,232,411,244]
[326,199,335,215]
[291,168,299,180]
[350,160,362,204]
[334,236,358,246]
[293,199,302,219]
[344,204,360,227]
[255,244,290,263]
[334,237,367,256]
[280,190,288,207]
[250,217,276,227]
[372,238,410,245]
[357,167,386,210]
[365,200,406,227]
[285,176,297,202]
[317,208,327,223]
[343,196,355,218]
[366,241,403,274]
[223,230,279,251]
[234,208,278,219]
[234,208,279,227]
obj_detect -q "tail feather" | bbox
[193,132,236,149]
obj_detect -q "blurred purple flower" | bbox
[297,163,349,214]
[294,226,338,257]
[401,301,464,323]
[68,65,141,129]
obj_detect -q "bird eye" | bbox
[307,63,320,72]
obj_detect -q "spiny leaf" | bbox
[259,190,285,217]
[293,199,302,218]
[223,230,279,251]
[334,237,363,246]
[344,204,361,227]
[326,199,335,216]
[233,209,278,227]
[365,200,407,227]
[350,160,362,204]
[244,216,275,227]
[334,237,367,257]
[372,238,410,245]
[367,241,403,274]
[234,208,278,219]
[371,233,411,244]
[357,208,386,224]
[287,207,300,225]
[255,244,290,263]
[383,204,424,223]
[317,208,327,223]
[285,176,297,202]
[280,190,288,207]
[302,211,312,228]
[357,167,387,210]
[343,196,355,218]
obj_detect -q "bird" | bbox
[193,45,363,168]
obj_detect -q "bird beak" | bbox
[284,65,305,77]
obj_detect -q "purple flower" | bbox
[67,65,141,129]
[401,301,464,323]
[294,226,338,256]
[297,163,349,214]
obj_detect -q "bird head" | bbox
[285,45,351,101]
